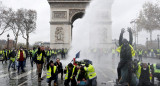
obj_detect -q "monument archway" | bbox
[48,0,89,49]
[71,12,84,39]
[48,0,113,49]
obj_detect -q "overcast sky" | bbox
[0,0,160,45]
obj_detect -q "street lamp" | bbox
[7,34,10,50]
[158,34,160,49]
[146,38,148,50]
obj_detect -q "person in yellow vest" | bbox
[151,63,160,85]
[156,49,160,58]
[84,63,97,86]
[54,58,63,80]
[34,46,46,82]
[76,66,88,86]
[46,48,51,64]
[46,60,58,86]
[0,49,2,54]
[116,28,135,85]
[17,48,26,73]
[0,50,2,60]
[138,63,152,86]
[8,49,16,71]
[61,48,65,59]
[150,49,154,58]
[64,63,77,86]
[51,49,54,56]
[2,48,8,64]
[54,49,57,59]
[138,49,143,61]
[31,47,37,67]
[144,50,148,58]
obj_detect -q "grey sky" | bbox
[0,0,160,45]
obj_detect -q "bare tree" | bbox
[134,2,160,41]
[21,9,37,49]
[0,2,13,36]
[10,9,24,49]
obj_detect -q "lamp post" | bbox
[146,38,148,50]
[158,34,160,49]
[7,34,10,50]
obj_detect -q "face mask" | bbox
[143,68,147,70]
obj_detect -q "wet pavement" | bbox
[0,55,160,86]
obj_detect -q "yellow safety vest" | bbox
[139,51,143,55]
[76,69,81,80]
[84,64,97,79]
[37,53,42,61]
[46,66,57,78]
[153,64,160,73]
[136,62,152,80]
[116,44,135,57]
[54,51,57,54]
[47,51,51,56]
[65,65,76,80]
[17,51,26,59]
[51,50,54,54]
[3,50,7,56]
[10,57,15,62]
[136,62,141,79]
[32,50,36,57]
[0,50,2,54]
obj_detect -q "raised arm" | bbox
[119,28,125,46]
[128,28,133,45]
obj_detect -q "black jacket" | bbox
[54,62,63,72]
[119,31,133,62]
[9,50,16,58]
[34,50,46,64]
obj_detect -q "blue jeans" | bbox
[86,77,97,86]
[23,59,26,67]
[8,60,15,70]
[18,61,24,72]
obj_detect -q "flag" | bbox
[75,51,80,59]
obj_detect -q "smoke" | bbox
[66,0,113,63]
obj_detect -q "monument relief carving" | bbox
[53,11,67,19]
[55,27,64,42]
[69,9,85,21]
[51,3,89,8]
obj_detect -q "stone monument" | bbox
[48,0,113,49]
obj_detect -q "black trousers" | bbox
[46,56,50,63]
[64,77,77,86]
[58,69,63,79]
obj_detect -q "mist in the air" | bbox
[65,0,114,64]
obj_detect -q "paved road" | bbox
[0,54,159,86]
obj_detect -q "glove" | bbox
[127,27,132,33]
[121,28,125,33]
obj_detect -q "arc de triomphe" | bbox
[48,0,113,49]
